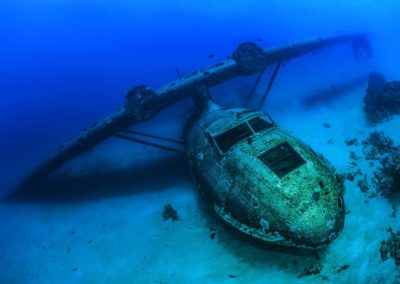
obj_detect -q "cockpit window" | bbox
[248,117,273,132]
[214,123,252,153]
[259,142,305,178]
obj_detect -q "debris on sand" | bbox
[335,264,351,274]
[345,138,358,146]
[361,132,400,197]
[297,263,323,278]
[346,172,355,181]
[162,204,179,221]
[380,227,400,265]
[391,203,399,218]
[357,176,369,193]
[323,122,331,128]
[362,131,396,159]
[364,72,400,124]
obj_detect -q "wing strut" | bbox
[245,66,267,107]
[120,129,183,145]
[114,133,184,154]
[20,33,370,185]
[258,61,282,109]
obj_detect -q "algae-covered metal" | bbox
[186,104,345,249]
[21,34,369,184]
[17,33,365,249]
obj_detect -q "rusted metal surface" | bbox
[186,107,345,249]
[22,34,368,184]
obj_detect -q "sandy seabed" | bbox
[1,84,399,284]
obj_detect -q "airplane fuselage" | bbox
[185,103,345,249]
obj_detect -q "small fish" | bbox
[256,38,263,42]
[208,54,215,58]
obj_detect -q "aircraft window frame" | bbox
[213,122,253,154]
[208,114,276,155]
[258,142,306,178]
[248,116,274,133]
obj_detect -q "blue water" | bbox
[1,0,400,187]
[1,1,400,283]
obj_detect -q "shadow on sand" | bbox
[6,151,324,271]
[5,155,191,203]
[302,76,368,107]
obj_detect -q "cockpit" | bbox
[211,115,274,154]
[208,113,306,178]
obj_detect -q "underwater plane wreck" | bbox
[20,34,371,249]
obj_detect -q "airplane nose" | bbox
[290,205,344,248]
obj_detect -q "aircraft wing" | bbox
[21,33,370,185]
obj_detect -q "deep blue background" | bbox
[1,0,399,192]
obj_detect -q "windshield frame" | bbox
[208,114,275,155]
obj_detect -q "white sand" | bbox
[1,80,400,284]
